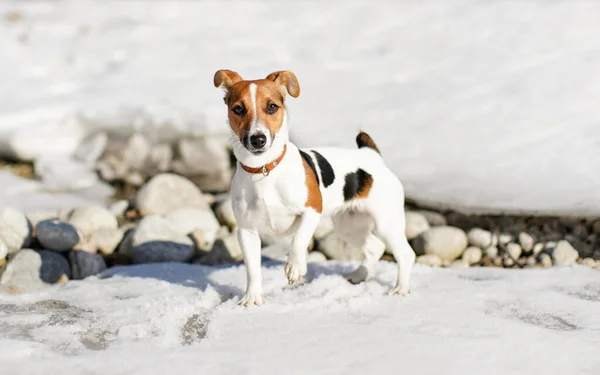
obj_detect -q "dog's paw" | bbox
[346,265,369,285]
[387,286,410,296]
[284,261,307,284]
[238,292,264,307]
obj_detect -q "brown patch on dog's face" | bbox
[302,157,323,213]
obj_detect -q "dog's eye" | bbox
[232,105,245,116]
[266,103,279,114]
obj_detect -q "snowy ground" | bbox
[1,261,600,375]
[2,1,600,215]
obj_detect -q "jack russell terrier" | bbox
[214,69,416,306]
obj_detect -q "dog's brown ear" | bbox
[214,70,243,90]
[266,71,300,98]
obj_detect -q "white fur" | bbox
[230,118,416,307]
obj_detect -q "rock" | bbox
[503,254,515,267]
[595,260,600,270]
[164,208,220,250]
[136,173,209,215]
[462,246,483,265]
[0,250,71,291]
[485,246,499,258]
[109,199,129,218]
[73,132,107,166]
[34,155,100,191]
[194,231,243,265]
[552,240,579,266]
[525,256,537,267]
[416,254,443,267]
[405,212,430,240]
[308,251,327,263]
[493,256,504,267]
[214,196,237,230]
[581,257,596,268]
[518,232,534,253]
[0,207,32,254]
[467,228,495,249]
[498,233,514,247]
[414,210,447,226]
[532,243,545,256]
[74,235,98,254]
[130,215,195,264]
[261,243,288,262]
[0,239,7,263]
[26,210,59,229]
[123,133,151,170]
[539,253,553,268]
[67,205,118,236]
[147,143,173,174]
[449,259,469,268]
[319,232,365,261]
[69,250,107,280]
[35,220,80,252]
[91,228,124,256]
[506,243,522,260]
[415,226,468,261]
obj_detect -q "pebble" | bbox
[26,211,59,229]
[552,240,579,266]
[506,243,522,260]
[532,243,544,256]
[195,231,243,265]
[498,233,514,247]
[415,226,468,261]
[69,250,107,280]
[147,143,173,174]
[74,235,98,254]
[405,212,430,240]
[580,257,596,268]
[109,199,129,218]
[485,246,499,258]
[503,254,515,267]
[130,215,195,264]
[123,133,151,170]
[319,232,365,261]
[135,173,210,215]
[308,251,327,263]
[164,208,220,249]
[73,132,107,166]
[0,239,7,261]
[91,228,124,256]
[526,256,537,267]
[518,232,534,253]
[214,196,237,230]
[416,254,443,267]
[467,228,495,248]
[462,246,483,265]
[1,250,71,291]
[414,210,447,226]
[449,259,470,268]
[539,253,553,268]
[36,220,80,252]
[68,205,118,236]
[0,207,32,254]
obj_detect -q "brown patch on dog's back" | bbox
[300,152,323,213]
[343,169,373,201]
[356,131,380,154]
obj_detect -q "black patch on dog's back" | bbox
[343,169,373,201]
[299,150,320,186]
[311,151,335,188]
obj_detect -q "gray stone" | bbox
[405,212,430,240]
[91,228,124,255]
[416,254,443,267]
[462,246,483,265]
[130,215,195,264]
[414,210,447,226]
[68,205,118,236]
[136,173,209,215]
[36,220,80,252]
[164,208,220,250]
[0,207,32,254]
[415,226,468,261]
[194,230,243,265]
[552,240,579,266]
[467,228,495,249]
[69,250,107,280]
[518,232,534,252]
[1,249,71,291]
[308,251,327,263]
[506,242,522,260]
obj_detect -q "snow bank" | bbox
[1,261,599,374]
[1,1,600,215]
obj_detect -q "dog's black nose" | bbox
[250,134,267,149]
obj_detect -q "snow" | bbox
[1,261,599,374]
[2,1,600,215]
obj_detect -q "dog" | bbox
[214,69,416,306]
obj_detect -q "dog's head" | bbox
[214,70,300,155]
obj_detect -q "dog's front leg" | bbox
[286,209,321,284]
[237,227,264,306]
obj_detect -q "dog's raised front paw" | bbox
[284,261,307,284]
[387,286,410,296]
[238,291,264,307]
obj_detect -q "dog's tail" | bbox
[356,131,381,155]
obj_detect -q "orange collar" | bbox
[240,144,287,176]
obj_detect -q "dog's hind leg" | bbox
[381,222,415,295]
